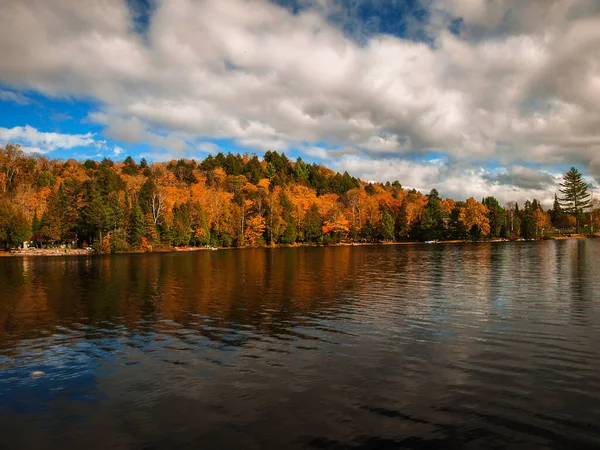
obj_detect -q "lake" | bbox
[1,240,600,449]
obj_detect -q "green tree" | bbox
[144,212,159,243]
[559,167,591,233]
[295,157,309,182]
[41,186,69,243]
[482,196,505,238]
[381,210,395,241]
[303,203,322,243]
[0,201,13,249]
[281,216,297,244]
[31,210,42,234]
[78,181,109,244]
[171,202,192,246]
[0,201,30,249]
[550,194,570,229]
[520,200,537,239]
[8,211,31,247]
[418,189,444,241]
[127,202,145,245]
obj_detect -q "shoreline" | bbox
[0,235,595,258]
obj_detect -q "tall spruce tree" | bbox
[550,194,569,229]
[559,167,591,233]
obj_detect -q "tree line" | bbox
[0,143,598,251]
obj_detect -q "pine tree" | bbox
[419,189,444,241]
[550,194,569,229]
[559,167,591,233]
[31,210,41,234]
[144,213,158,243]
[482,196,504,238]
[9,211,31,248]
[381,210,395,241]
[127,202,145,245]
[520,200,537,239]
[303,203,322,243]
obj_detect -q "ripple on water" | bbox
[1,241,600,448]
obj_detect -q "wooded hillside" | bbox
[0,143,594,252]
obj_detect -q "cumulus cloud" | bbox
[332,156,579,206]
[0,125,97,153]
[1,0,600,199]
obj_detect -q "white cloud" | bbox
[195,141,221,155]
[138,151,176,163]
[113,146,124,156]
[1,0,600,198]
[87,113,190,153]
[331,155,571,206]
[0,125,97,153]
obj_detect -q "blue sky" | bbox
[1,0,600,204]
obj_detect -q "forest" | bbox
[0,143,598,252]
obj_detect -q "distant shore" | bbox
[1,234,596,258]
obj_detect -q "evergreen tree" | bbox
[281,216,297,244]
[295,157,309,182]
[41,187,68,243]
[31,210,42,234]
[0,201,13,249]
[559,167,591,233]
[482,196,504,238]
[381,210,395,241]
[303,203,322,243]
[360,219,376,242]
[8,211,31,248]
[418,189,444,241]
[171,203,192,246]
[144,213,159,243]
[520,200,536,239]
[78,181,109,244]
[550,194,568,228]
[127,202,145,245]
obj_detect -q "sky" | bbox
[1,0,600,205]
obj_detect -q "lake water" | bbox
[1,240,600,449]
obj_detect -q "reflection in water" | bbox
[2,241,600,449]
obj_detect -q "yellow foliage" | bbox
[458,197,490,236]
[244,215,266,246]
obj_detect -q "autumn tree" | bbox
[188,201,210,246]
[244,215,266,246]
[533,207,551,238]
[458,197,490,239]
[0,144,24,194]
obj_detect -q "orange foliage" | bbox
[244,215,266,246]
[459,197,490,236]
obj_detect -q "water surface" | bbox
[1,241,600,449]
